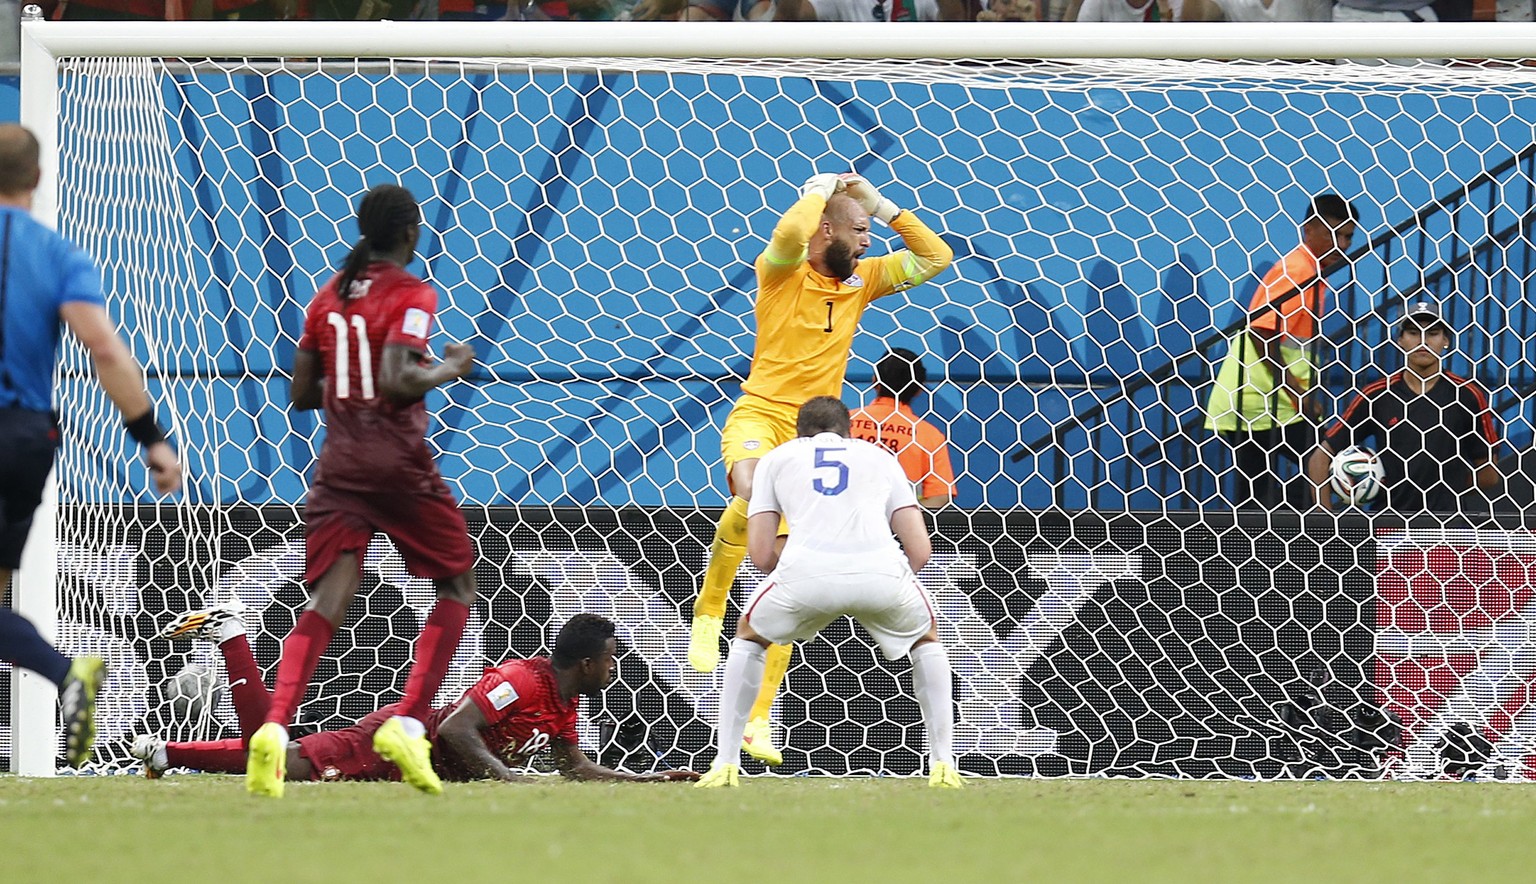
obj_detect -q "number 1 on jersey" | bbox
[824,300,834,333]
[326,311,375,400]
[813,447,849,496]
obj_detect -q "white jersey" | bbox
[748,433,917,568]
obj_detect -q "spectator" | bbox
[1178,0,1330,19]
[1306,301,1501,513]
[850,347,956,509]
[772,0,971,20]
[1204,193,1360,510]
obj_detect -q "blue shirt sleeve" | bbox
[57,243,105,306]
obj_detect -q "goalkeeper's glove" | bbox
[839,173,901,224]
[799,173,844,201]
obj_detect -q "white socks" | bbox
[716,639,767,766]
[909,642,955,769]
[393,715,427,739]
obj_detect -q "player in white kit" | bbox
[696,396,962,789]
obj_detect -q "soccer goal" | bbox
[13,19,1536,780]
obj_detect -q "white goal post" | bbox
[13,20,1536,781]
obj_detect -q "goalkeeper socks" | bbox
[696,496,750,620]
[0,609,72,687]
[167,737,248,773]
[910,642,956,768]
[217,633,271,742]
[717,638,767,766]
[398,598,470,722]
[264,610,336,728]
[749,643,793,723]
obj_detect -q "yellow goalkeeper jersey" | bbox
[742,193,952,408]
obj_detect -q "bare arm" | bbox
[290,348,323,412]
[918,493,952,509]
[553,741,699,783]
[1306,442,1334,510]
[378,342,476,402]
[60,301,152,422]
[747,510,782,573]
[434,701,537,783]
[1476,462,1501,490]
[59,301,181,494]
[890,505,931,573]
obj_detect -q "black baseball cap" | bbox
[1399,300,1450,335]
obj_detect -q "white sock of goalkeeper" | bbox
[910,641,955,769]
[716,638,767,767]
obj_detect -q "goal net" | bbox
[12,22,1536,781]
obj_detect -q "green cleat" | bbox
[929,761,964,789]
[741,717,782,766]
[60,656,105,769]
[694,761,740,789]
[688,614,724,673]
[246,722,288,798]
[373,716,443,796]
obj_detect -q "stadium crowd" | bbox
[7,0,1530,24]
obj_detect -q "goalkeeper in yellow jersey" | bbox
[689,170,953,765]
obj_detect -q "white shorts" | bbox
[742,554,935,661]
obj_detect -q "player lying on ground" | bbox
[697,396,962,789]
[690,170,953,766]
[133,607,698,786]
[248,183,480,799]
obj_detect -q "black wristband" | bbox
[125,411,166,447]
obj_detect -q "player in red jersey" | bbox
[138,607,698,785]
[246,184,479,798]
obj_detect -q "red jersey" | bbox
[297,262,441,493]
[428,658,580,776]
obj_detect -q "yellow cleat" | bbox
[929,761,964,789]
[741,717,782,766]
[373,716,443,796]
[688,614,724,673]
[60,656,105,769]
[246,722,288,798]
[694,761,740,789]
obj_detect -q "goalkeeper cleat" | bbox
[246,722,288,798]
[741,717,782,766]
[929,761,964,789]
[60,656,105,769]
[130,735,168,779]
[688,614,724,673]
[158,600,247,644]
[694,761,740,789]
[373,716,443,796]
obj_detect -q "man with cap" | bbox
[1306,301,1502,513]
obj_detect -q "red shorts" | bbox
[296,704,401,782]
[304,483,474,583]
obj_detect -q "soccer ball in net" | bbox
[165,663,220,724]
[1329,446,1385,506]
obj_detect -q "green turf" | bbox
[4,774,1533,883]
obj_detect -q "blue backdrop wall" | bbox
[35,65,1536,508]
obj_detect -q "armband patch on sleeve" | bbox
[486,680,519,710]
[402,307,431,339]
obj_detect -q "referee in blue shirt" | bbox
[0,123,182,767]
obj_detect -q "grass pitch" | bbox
[5,774,1533,883]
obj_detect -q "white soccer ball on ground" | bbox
[1329,445,1385,506]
